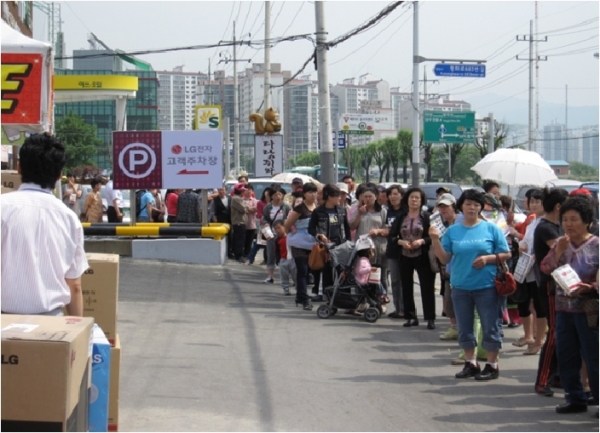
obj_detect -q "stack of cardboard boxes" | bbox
[1,315,95,431]
[82,253,121,432]
[1,170,21,194]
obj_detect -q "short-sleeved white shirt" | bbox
[105,180,123,208]
[1,183,89,314]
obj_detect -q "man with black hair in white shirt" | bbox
[1,133,89,316]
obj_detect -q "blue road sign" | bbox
[434,63,486,78]
[318,131,346,150]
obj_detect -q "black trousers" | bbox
[232,224,246,260]
[399,254,436,321]
[107,206,122,223]
[244,229,255,257]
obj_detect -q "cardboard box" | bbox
[82,254,120,344]
[1,315,94,432]
[108,334,121,431]
[89,325,111,432]
[1,170,21,193]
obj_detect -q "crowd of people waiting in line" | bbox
[214,175,598,417]
[63,169,599,417]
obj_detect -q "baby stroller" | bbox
[316,235,384,323]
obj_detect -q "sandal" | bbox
[345,310,363,317]
[512,337,534,347]
[523,344,542,355]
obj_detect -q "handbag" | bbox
[495,254,517,296]
[308,243,328,270]
[508,281,529,304]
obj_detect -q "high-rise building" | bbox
[73,49,123,72]
[542,123,568,161]
[54,69,158,170]
[582,128,599,169]
[157,66,206,131]
[390,88,411,131]
[197,69,235,146]
[281,79,316,163]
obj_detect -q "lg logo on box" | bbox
[2,354,19,365]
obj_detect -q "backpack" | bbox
[135,190,146,217]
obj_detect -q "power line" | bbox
[539,34,598,54]
[330,6,410,66]
[271,2,286,33]
[210,2,237,67]
[56,33,313,60]
[279,1,305,39]
[272,1,405,88]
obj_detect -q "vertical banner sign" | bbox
[113,130,223,189]
[255,135,283,177]
[1,53,43,125]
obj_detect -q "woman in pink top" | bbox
[165,189,182,223]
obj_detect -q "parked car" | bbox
[414,182,464,211]
[378,182,409,191]
[515,179,583,212]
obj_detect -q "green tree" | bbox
[371,141,388,183]
[290,151,320,168]
[381,137,400,182]
[569,161,599,178]
[55,111,101,172]
[397,129,413,183]
[442,142,466,182]
[358,145,375,183]
[420,131,436,182]
[473,119,509,159]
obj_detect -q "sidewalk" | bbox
[116,257,597,432]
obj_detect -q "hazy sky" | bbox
[36,1,599,110]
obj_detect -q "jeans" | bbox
[294,256,310,303]
[246,240,265,264]
[443,280,455,319]
[279,258,296,292]
[452,287,502,352]
[137,216,150,222]
[555,311,599,405]
[387,258,403,314]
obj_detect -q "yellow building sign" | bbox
[194,105,222,130]
[54,75,138,91]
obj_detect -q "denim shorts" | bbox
[451,287,502,352]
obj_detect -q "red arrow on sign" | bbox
[177,169,209,175]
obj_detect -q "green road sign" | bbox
[423,110,476,144]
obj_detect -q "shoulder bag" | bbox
[495,254,517,296]
[308,243,328,270]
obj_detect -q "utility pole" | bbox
[517,20,547,151]
[421,66,438,111]
[207,58,212,105]
[264,1,271,110]
[488,112,494,154]
[315,2,334,184]
[411,1,420,187]
[233,21,240,175]
[223,117,230,178]
[219,23,251,175]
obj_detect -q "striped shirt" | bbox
[1,183,89,314]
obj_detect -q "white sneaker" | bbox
[263,277,274,284]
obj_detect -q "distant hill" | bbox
[468,93,599,128]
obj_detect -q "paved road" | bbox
[117,258,597,432]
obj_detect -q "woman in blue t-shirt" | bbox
[430,189,510,382]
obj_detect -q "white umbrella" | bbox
[471,148,558,186]
[271,172,321,185]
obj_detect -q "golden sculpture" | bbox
[249,107,282,135]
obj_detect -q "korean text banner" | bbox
[113,130,223,189]
[255,135,283,178]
